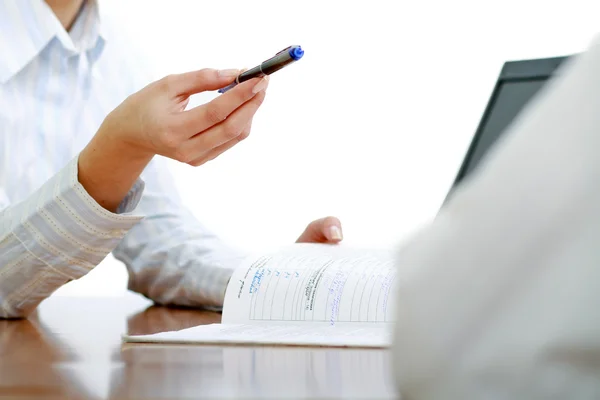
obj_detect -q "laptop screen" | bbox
[459,79,548,178]
[449,56,569,193]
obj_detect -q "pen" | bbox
[218,45,304,93]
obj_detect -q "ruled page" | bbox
[222,244,397,325]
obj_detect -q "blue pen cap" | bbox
[289,46,304,60]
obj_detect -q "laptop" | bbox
[443,55,571,203]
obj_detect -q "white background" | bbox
[54,0,599,297]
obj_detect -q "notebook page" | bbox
[123,322,391,348]
[222,243,397,325]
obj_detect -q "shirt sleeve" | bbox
[0,156,145,318]
[112,156,247,311]
[392,35,600,399]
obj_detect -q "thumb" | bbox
[296,216,343,244]
[165,68,240,96]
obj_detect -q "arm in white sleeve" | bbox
[112,156,247,310]
[0,157,144,318]
[393,35,600,399]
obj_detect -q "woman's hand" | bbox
[79,68,268,212]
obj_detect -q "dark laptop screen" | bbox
[449,56,569,191]
[459,79,548,178]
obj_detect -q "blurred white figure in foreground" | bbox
[393,34,600,399]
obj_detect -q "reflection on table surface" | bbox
[0,292,398,399]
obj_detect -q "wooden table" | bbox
[0,292,398,399]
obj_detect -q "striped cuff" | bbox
[9,156,145,279]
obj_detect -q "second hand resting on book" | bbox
[294,217,344,244]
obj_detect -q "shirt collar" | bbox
[0,0,107,84]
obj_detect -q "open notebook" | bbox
[123,244,397,348]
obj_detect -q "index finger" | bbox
[296,216,343,243]
[165,68,240,97]
[176,76,268,136]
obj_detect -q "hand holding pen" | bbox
[79,45,304,211]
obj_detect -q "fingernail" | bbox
[218,69,239,77]
[252,76,269,93]
[329,226,343,241]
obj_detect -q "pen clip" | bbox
[261,46,293,64]
[274,45,293,55]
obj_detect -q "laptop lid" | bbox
[443,55,570,204]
